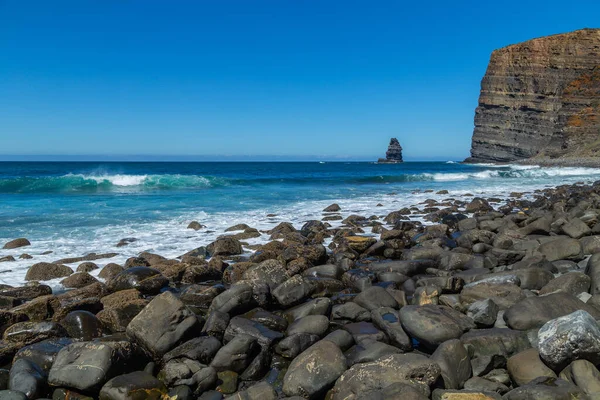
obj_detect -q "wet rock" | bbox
[60,272,98,289]
[272,275,314,307]
[282,340,346,398]
[324,203,341,212]
[322,329,354,351]
[126,291,200,358]
[0,285,51,302]
[354,286,398,311]
[49,341,140,392]
[210,334,259,373]
[3,239,30,250]
[8,359,45,400]
[538,310,600,370]
[242,260,288,291]
[224,316,284,348]
[163,336,221,364]
[207,237,243,257]
[201,311,229,340]
[504,292,600,330]
[106,267,168,295]
[586,252,600,295]
[158,359,216,392]
[332,302,370,322]
[187,221,204,230]
[3,322,66,346]
[370,307,411,351]
[343,321,386,344]
[332,353,440,399]
[287,315,329,337]
[275,333,319,359]
[98,264,124,280]
[283,297,331,323]
[61,311,104,341]
[345,339,401,366]
[99,371,167,400]
[431,339,471,390]
[507,348,557,386]
[399,305,475,349]
[76,262,98,273]
[0,390,27,400]
[25,263,73,281]
[227,382,276,400]
[13,337,72,373]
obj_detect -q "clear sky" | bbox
[1,1,599,161]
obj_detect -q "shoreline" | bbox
[465,156,600,168]
[0,178,600,397]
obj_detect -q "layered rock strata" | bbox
[467,28,600,163]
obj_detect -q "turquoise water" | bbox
[1,161,600,287]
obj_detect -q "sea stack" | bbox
[466,28,600,164]
[378,138,403,163]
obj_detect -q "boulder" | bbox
[504,292,600,331]
[25,263,73,281]
[539,272,591,296]
[61,311,104,341]
[353,286,398,311]
[538,310,600,370]
[502,376,587,400]
[399,305,475,349]
[126,292,199,358]
[8,359,46,399]
[210,334,259,373]
[13,337,72,373]
[282,340,347,398]
[370,307,412,351]
[430,339,472,389]
[3,321,65,346]
[49,341,140,392]
[106,267,168,295]
[467,299,499,327]
[331,353,440,399]
[60,272,98,289]
[163,336,221,364]
[208,283,254,315]
[507,348,557,386]
[537,238,583,261]
[3,239,30,250]
[559,359,600,396]
[99,371,167,400]
[207,237,242,257]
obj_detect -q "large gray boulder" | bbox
[538,310,600,371]
[430,339,471,389]
[399,305,475,349]
[504,292,600,331]
[282,340,347,398]
[126,292,200,358]
[331,353,440,399]
[48,341,139,391]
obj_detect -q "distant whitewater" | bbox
[1,161,600,287]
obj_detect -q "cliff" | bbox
[378,138,403,163]
[466,28,600,163]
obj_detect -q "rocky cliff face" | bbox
[378,138,403,163]
[467,29,600,163]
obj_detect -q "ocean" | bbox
[1,161,600,289]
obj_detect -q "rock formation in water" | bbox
[466,28,600,163]
[378,138,403,163]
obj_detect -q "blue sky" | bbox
[1,1,599,161]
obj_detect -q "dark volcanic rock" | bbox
[282,340,347,398]
[377,138,403,163]
[126,291,199,358]
[99,371,167,400]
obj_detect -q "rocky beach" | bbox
[2,6,600,399]
[1,178,600,399]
